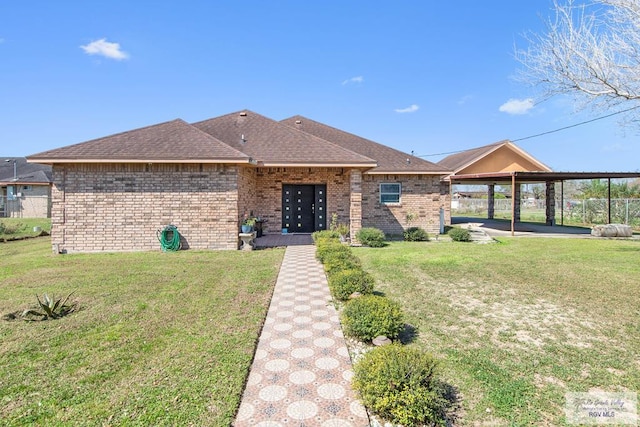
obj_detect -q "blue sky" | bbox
[1,1,638,171]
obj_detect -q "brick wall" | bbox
[361,174,450,235]
[253,167,351,233]
[51,163,240,253]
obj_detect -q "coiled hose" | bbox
[157,225,182,251]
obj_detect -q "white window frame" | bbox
[380,183,401,204]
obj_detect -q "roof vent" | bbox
[239,112,247,117]
[406,158,411,164]
[295,120,302,125]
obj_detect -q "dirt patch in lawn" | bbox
[438,281,605,351]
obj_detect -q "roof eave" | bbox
[26,158,252,164]
[365,169,452,175]
[259,162,378,168]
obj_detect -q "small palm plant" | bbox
[22,292,77,321]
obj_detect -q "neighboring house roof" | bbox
[280,115,451,174]
[192,111,377,167]
[0,157,52,185]
[27,119,251,164]
[438,140,552,174]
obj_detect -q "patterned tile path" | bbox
[234,245,370,427]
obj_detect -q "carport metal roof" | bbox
[447,170,640,235]
[448,171,640,185]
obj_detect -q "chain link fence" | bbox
[453,198,640,228]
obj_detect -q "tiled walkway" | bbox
[234,245,370,427]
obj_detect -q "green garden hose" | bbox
[157,225,182,251]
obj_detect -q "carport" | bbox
[449,171,640,236]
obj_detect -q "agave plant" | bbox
[22,292,77,321]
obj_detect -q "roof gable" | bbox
[438,140,552,174]
[193,111,376,167]
[280,115,450,174]
[27,119,250,163]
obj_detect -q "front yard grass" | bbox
[0,238,283,426]
[0,218,51,240]
[354,238,640,426]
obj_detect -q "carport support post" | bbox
[545,181,555,226]
[608,178,612,224]
[487,184,495,219]
[511,174,515,236]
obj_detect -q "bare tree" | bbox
[517,0,640,121]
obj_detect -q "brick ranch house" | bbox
[27,110,452,252]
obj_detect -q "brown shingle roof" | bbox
[27,119,250,163]
[1,157,52,184]
[437,140,552,173]
[192,111,377,167]
[280,115,450,174]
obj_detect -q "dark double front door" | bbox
[282,184,327,233]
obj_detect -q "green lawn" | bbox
[354,238,640,426]
[0,218,52,240]
[0,238,283,426]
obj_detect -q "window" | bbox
[380,183,401,204]
[6,185,15,201]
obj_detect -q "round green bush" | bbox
[353,344,447,426]
[322,249,361,276]
[356,227,386,247]
[448,227,471,242]
[312,229,341,242]
[341,295,404,341]
[403,226,429,241]
[328,268,375,301]
[316,238,349,263]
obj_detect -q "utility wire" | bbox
[512,104,640,142]
[415,104,640,158]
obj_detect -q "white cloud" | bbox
[601,143,627,152]
[80,38,129,60]
[394,104,419,113]
[499,98,535,115]
[342,76,363,85]
[457,94,473,105]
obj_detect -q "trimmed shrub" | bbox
[312,229,340,242]
[403,226,429,242]
[448,227,471,242]
[328,268,375,301]
[315,238,348,263]
[356,227,386,247]
[323,252,361,276]
[316,237,361,276]
[353,344,448,426]
[341,295,404,341]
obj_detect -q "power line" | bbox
[415,104,640,158]
[512,104,640,142]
